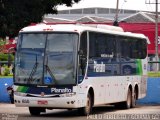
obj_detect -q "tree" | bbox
[0,0,81,38]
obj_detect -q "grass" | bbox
[148,72,160,77]
[0,75,13,78]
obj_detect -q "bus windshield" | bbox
[15,33,78,86]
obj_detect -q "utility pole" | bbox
[113,0,119,26]
[146,0,160,71]
[115,0,119,22]
[155,0,159,71]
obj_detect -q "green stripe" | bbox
[136,59,143,75]
[17,86,29,92]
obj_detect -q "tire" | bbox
[124,89,132,109]
[131,89,137,108]
[114,89,132,109]
[78,93,93,116]
[29,107,41,116]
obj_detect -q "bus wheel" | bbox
[123,88,132,109]
[29,107,43,116]
[131,89,137,108]
[78,93,93,116]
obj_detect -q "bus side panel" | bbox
[104,76,128,104]
[79,76,130,106]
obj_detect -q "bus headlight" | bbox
[59,92,76,97]
[14,92,27,97]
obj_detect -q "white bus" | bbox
[14,23,148,116]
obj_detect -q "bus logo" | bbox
[94,61,105,72]
[51,88,72,93]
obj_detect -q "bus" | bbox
[13,23,148,116]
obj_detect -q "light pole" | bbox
[113,0,119,26]
[155,0,159,71]
[145,0,159,71]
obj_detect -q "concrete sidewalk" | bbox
[0,103,29,114]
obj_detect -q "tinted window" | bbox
[88,32,147,76]
[89,32,116,58]
[119,37,147,59]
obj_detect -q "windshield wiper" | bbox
[45,57,57,84]
[28,55,38,82]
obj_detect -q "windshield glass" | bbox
[15,33,78,86]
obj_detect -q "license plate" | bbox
[37,100,48,105]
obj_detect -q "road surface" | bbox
[0,103,160,120]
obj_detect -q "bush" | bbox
[0,64,13,76]
[3,65,10,76]
[0,53,14,61]
[0,53,8,61]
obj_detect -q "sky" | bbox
[58,0,160,12]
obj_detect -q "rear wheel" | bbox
[131,89,137,108]
[78,93,93,116]
[124,88,132,109]
[117,88,132,109]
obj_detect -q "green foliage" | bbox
[0,53,8,61]
[0,0,81,38]
[0,64,12,76]
[0,53,14,61]
[3,65,10,76]
[148,72,160,77]
[0,40,5,46]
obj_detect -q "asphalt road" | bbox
[0,103,160,120]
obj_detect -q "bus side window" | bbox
[79,32,87,76]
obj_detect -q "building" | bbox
[44,7,139,22]
[44,8,160,59]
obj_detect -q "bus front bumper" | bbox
[14,94,86,109]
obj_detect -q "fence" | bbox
[148,61,160,72]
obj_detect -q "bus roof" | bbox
[20,23,147,40]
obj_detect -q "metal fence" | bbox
[148,61,160,72]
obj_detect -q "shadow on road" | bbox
[25,105,132,118]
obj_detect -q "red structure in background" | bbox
[1,22,159,56]
[119,23,160,56]
[0,38,16,53]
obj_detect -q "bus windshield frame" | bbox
[14,32,79,87]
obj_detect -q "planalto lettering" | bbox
[51,88,72,93]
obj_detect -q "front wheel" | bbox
[29,107,45,116]
[78,93,93,116]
